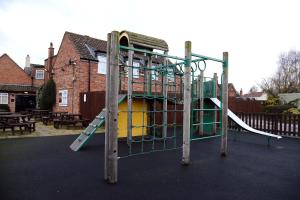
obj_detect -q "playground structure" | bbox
[70,30,281,184]
[104,31,229,183]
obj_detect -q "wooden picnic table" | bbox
[53,113,88,129]
[0,114,36,134]
[31,109,49,120]
[52,112,68,118]
[42,111,68,125]
[0,112,13,115]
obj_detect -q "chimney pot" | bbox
[25,54,30,68]
[47,42,55,80]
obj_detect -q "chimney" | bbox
[25,54,30,68]
[240,88,243,96]
[47,42,54,79]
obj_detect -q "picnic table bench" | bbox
[42,111,68,125]
[31,109,49,120]
[53,113,88,129]
[0,114,36,135]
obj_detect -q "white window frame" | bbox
[35,70,44,80]
[151,65,159,81]
[167,68,175,82]
[132,61,139,78]
[0,93,8,104]
[125,60,140,78]
[97,55,106,74]
[58,90,68,106]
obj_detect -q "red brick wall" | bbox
[52,34,183,114]
[80,60,106,92]
[31,67,45,87]
[53,35,82,114]
[228,85,237,97]
[0,54,32,85]
[8,93,16,112]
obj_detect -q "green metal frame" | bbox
[117,44,226,157]
[119,45,184,158]
[190,53,226,141]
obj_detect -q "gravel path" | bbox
[0,122,104,139]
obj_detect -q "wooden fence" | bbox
[80,91,183,124]
[229,112,300,137]
[80,91,106,122]
[229,97,263,113]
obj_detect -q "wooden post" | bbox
[162,51,168,138]
[220,52,228,157]
[213,73,218,134]
[127,45,133,143]
[107,31,119,183]
[182,41,191,165]
[104,33,111,180]
[198,70,204,136]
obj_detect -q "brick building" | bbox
[0,54,45,112]
[51,31,107,114]
[228,83,239,97]
[51,31,177,115]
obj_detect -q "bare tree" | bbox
[249,85,258,93]
[260,50,300,96]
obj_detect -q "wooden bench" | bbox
[66,119,89,129]
[24,121,36,132]
[53,115,88,129]
[42,116,51,125]
[0,114,36,135]
[9,123,29,135]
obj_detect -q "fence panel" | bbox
[229,112,299,137]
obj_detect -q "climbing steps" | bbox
[70,94,126,151]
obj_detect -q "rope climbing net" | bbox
[117,45,185,157]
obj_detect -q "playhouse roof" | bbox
[120,31,169,51]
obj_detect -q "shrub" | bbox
[284,108,300,115]
[264,96,280,106]
[38,78,56,110]
[264,104,295,113]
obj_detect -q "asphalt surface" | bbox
[0,131,299,200]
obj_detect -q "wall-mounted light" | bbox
[69,59,77,66]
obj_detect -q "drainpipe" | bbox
[88,60,91,92]
[31,76,34,87]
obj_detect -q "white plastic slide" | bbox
[210,98,282,139]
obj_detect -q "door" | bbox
[15,95,36,112]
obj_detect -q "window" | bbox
[151,65,159,81]
[125,61,139,78]
[35,70,44,79]
[58,90,68,106]
[167,68,175,82]
[0,93,8,104]
[97,55,106,74]
[132,61,139,78]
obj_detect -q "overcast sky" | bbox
[1,0,299,93]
